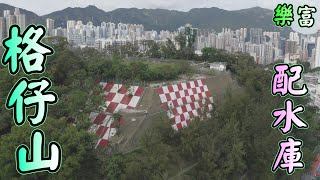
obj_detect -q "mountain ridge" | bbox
[0,3,290,36]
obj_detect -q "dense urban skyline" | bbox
[0,0,293,16]
[1,7,320,68]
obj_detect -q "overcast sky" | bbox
[0,0,284,15]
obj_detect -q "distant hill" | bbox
[43,5,291,36]
[0,3,291,36]
[0,3,44,25]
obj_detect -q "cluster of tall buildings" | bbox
[45,18,176,50]
[191,27,280,65]
[0,8,26,43]
[45,19,299,65]
[1,9,320,67]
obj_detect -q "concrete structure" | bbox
[46,18,54,36]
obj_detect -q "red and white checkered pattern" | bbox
[89,112,124,148]
[157,79,213,131]
[100,82,144,113]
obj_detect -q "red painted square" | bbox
[97,139,109,148]
[194,80,199,87]
[184,90,189,96]
[118,85,127,94]
[181,105,187,113]
[190,103,196,110]
[192,88,197,94]
[134,87,144,96]
[176,123,182,129]
[103,83,114,92]
[107,102,118,113]
[127,106,134,109]
[93,113,107,124]
[165,93,171,101]
[186,82,191,89]
[180,114,185,121]
[120,94,131,105]
[190,95,196,102]
[198,100,204,107]
[96,126,108,136]
[168,85,174,92]
[156,88,164,94]
[105,93,116,101]
[172,108,178,116]
[182,97,187,104]
[172,100,178,107]
[162,103,168,108]
[198,93,203,99]
[175,91,181,99]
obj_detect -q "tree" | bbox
[161,38,177,59]
[0,118,101,179]
[146,41,162,58]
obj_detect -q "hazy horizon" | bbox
[0,0,279,16]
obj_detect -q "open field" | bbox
[114,70,237,152]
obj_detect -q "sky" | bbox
[0,0,284,16]
[2,0,317,34]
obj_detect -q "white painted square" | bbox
[163,86,169,94]
[194,94,200,101]
[190,81,195,88]
[181,120,188,127]
[192,109,199,117]
[184,112,190,120]
[196,87,202,93]
[128,96,140,107]
[159,94,167,103]
[110,84,122,93]
[204,85,209,92]
[177,107,183,114]
[174,115,181,123]
[170,92,177,101]
[112,93,125,103]
[172,84,178,92]
[186,96,192,103]
[181,83,187,90]
[186,104,192,112]
[194,102,200,109]
[179,90,185,97]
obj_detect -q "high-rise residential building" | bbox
[67,20,76,30]
[3,10,10,17]
[313,30,320,68]
[285,40,298,55]
[17,14,26,30]
[117,23,128,38]
[14,8,20,16]
[6,15,16,32]
[249,28,263,44]
[289,32,299,42]
[46,18,54,36]
[0,17,6,44]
